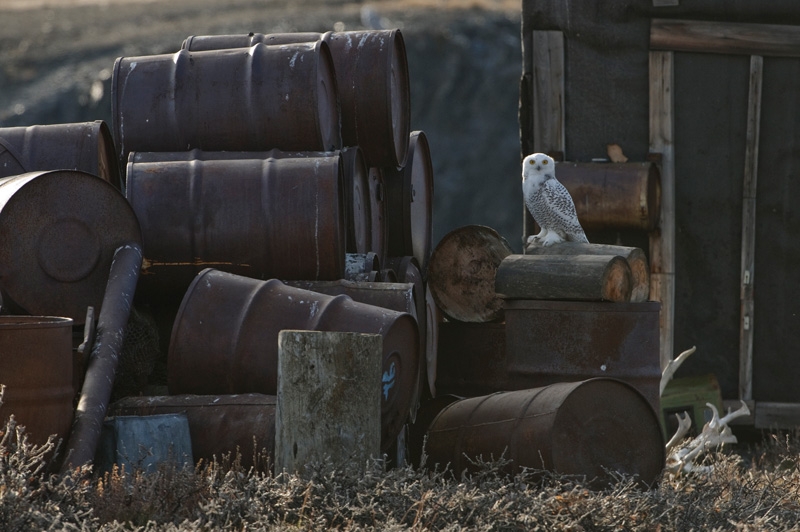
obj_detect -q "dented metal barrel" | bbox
[0,170,141,323]
[112,41,341,169]
[384,132,434,274]
[183,30,411,168]
[0,121,121,189]
[109,394,277,472]
[130,147,369,256]
[126,156,345,299]
[368,167,388,265]
[168,268,419,451]
[0,316,74,446]
[424,379,665,486]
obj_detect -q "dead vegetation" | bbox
[2,406,800,531]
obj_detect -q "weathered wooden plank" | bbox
[649,50,675,371]
[275,330,382,475]
[651,19,800,57]
[525,30,565,244]
[739,55,762,402]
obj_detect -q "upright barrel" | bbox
[424,379,665,486]
[112,42,341,169]
[384,132,434,274]
[126,157,345,300]
[0,170,141,322]
[168,269,419,451]
[0,316,74,445]
[183,30,411,168]
[0,121,121,189]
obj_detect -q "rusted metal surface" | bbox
[112,42,341,169]
[168,268,419,451]
[0,316,74,446]
[427,225,513,323]
[109,394,276,472]
[504,300,662,413]
[285,279,416,318]
[384,132,434,273]
[368,167,388,265]
[126,157,345,300]
[344,252,381,281]
[0,121,121,190]
[424,379,665,486]
[0,170,141,323]
[62,243,143,471]
[424,284,441,397]
[129,146,370,256]
[407,394,461,468]
[555,162,661,231]
[183,30,411,168]
[97,414,194,474]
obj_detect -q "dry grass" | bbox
[3,414,800,531]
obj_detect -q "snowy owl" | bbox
[522,153,589,247]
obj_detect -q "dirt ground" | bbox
[0,0,524,250]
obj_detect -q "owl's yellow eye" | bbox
[542,159,549,165]
[528,160,535,165]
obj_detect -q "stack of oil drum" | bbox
[106,29,437,464]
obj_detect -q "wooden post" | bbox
[649,51,676,371]
[525,30,566,246]
[275,330,382,476]
[739,55,762,402]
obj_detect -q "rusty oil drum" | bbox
[130,147,370,256]
[424,379,665,486]
[0,316,74,445]
[112,41,341,169]
[126,156,345,299]
[0,121,121,189]
[168,268,419,451]
[0,170,141,323]
[383,132,434,274]
[183,30,411,168]
[109,394,276,472]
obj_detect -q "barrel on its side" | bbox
[168,269,419,451]
[0,171,141,322]
[0,316,74,446]
[182,30,411,168]
[112,42,341,169]
[126,157,345,300]
[109,394,276,472]
[0,121,122,189]
[424,379,665,486]
[384,132,434,274]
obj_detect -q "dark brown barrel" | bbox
[555,162,661,231]
[112,41,341,169]
[384,132,434,274]
[168,269,419,451]
[109,394,276,472]
[0,171,141,323]
[368,167,388,265]
[130,147,370,256]
[0,316,74,445]
[183,30,411,168]
[0,121,121,189]
[424,379,665,486]
[284,279,416,318]
[427,225,513,323]
[126,157,345,300]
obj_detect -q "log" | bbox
[495,254,632,302]
[427,225,513,323]
[554,162,661,231]
[275,330,382,475]
[524,242,650,302]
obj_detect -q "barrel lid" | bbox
[0,170,141,323]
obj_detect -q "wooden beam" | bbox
[739,55,763,402]
[525,30,565,244]
[648,51,675,371]
[755,402,800,429]
[651,19,800,57]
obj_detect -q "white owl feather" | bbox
[522,153,588,247]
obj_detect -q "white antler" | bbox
[665,411,693,454]
[666,401,750,475]
[660,346,697,395]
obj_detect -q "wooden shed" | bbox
[520,0,800,428]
